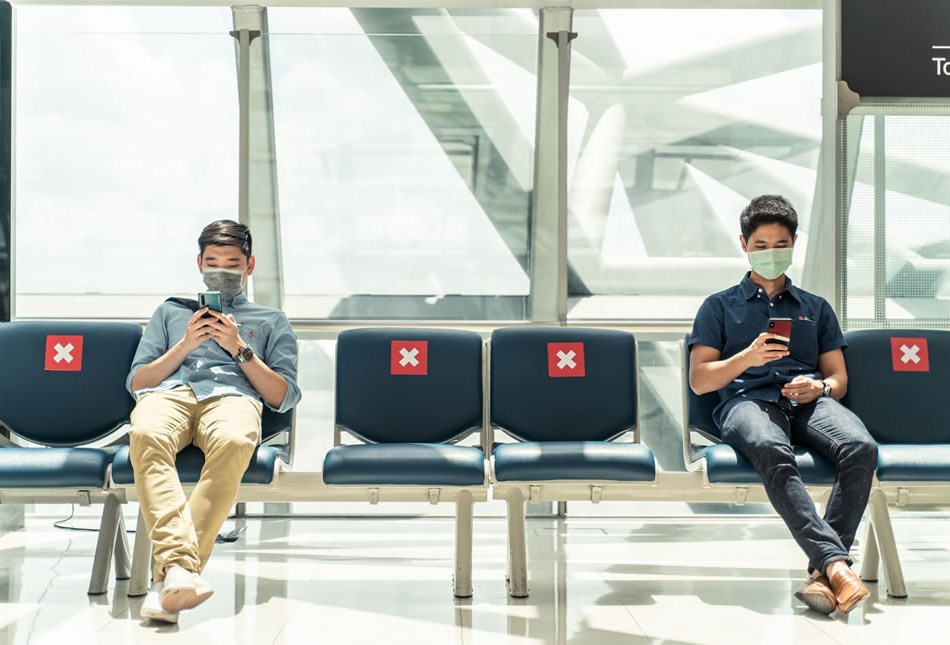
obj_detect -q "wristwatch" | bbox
[234,344,254,364]
[821,380,832,398]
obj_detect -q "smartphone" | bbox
[198,291,222,317]
[766,317,793,344]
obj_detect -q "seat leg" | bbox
[113,512,131,580]
[506,488,528,598]
[88,494,121,595]
[128,510,152,597]
[867,488,908,598]
[859,513,879,582]
[454,490,474,598]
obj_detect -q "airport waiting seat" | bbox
[841,328,950,599]
[490,326,655,598]
[0,320,142,595]
[113,404,296,596]
[323,327,487,598]
[682,335,837,488]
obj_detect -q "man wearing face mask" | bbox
[126,220,301,623]
[688,195,876,616]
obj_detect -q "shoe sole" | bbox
[141,605,180,624]
[161,586,214,613]
[794,590,836,615]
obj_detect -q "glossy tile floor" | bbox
[1,512,950,644]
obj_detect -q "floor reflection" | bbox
[0,513,948,643]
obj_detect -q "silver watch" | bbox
[821,380,832,398]
[234,344,254,364]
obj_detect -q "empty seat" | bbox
[324,327,488,598]
[490,326,655,597]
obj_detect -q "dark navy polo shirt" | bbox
[688,273,845,429]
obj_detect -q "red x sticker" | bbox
[391,340,428,375]
[548,342,585,378]
[891,337,929,372]
[45,335,84,372]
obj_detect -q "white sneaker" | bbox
[160,565,214,613]
[141,581,179,623]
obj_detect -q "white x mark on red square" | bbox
[548,342,585,378]
[391,340,428,375]
[45,335,84,372]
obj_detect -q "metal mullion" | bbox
[528,8,573,324]
[232,5,283,309]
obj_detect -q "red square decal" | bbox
[391,340,428,375]
[45,335,84,372]
[548,342,585,378]
[891,337,929,372]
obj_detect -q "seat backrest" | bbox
[842,329,950,444]
[490,326,638,442]
[683,334,723,443]
[0,321,142,446]
[335,327,483,444]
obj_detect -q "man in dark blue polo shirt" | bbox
[688,195,876,615]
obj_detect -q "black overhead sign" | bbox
[842,0,950,98]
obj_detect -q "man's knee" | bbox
[844,434,878,468]
[129,426,177,465]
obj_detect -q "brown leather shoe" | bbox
[794,575,836,615]
[827,567,870,613]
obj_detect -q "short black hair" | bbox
[739,195,798,240]
[198,220,252,258]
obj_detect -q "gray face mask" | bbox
[202,267,245,299]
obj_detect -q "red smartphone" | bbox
[767,318,793,344]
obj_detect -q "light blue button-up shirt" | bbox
[126,294,301,413]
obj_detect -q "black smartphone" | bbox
[198,291,222,317]
[766,317,793,344]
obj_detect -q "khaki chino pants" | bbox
[129,386,262,581]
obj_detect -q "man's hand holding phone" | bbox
[743,331,790,367]
[781,375,823,404]
[181,308,217,353]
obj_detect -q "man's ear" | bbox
[246,255,256,276]
[196,253,203,272]
[739,235,748,253]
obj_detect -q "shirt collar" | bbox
[739,272,802,303]
[226,293,248,307]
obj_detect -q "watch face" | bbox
[237,345,254,362]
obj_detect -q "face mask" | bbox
[202,267,245,299]
[747,247,793,280]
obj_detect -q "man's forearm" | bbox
[691,352,753,395]
[238,359,289,409]
[130,341,191,392]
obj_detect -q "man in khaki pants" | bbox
[127,220,301,623]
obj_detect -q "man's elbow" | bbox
[688,373,711,396]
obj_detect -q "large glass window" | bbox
[14,7,238,319]
[843,111,950,327]
[267,9,535,320]
[566,8,822,320]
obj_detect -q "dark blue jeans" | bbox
[720,397,877,574]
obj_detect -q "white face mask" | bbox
[202,267,245,299]
[747,247,793,280]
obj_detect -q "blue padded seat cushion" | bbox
[323,444,485,486]
[876,444,950,481]
[0,321,141,446]
[842,329,950,445]
[493,441,656,482]
[0,447,111,488]
[704,443,836,485]
[110,444,287,485]
[490,327,637,443]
